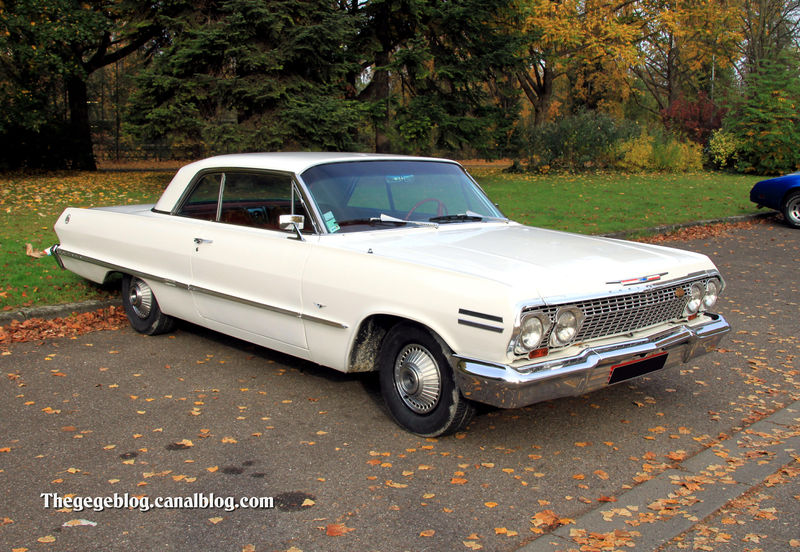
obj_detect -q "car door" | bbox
[177,170,314,351]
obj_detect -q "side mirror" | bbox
[279,214,305,231]
[279,214,305,241]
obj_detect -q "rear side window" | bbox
[176,171,311,232]
[176,174,222,221]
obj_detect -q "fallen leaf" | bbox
[63,519,97,527]
[326,523,355,537]
[419,529,435,537]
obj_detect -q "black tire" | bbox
[378,323,474,436]
[782,190,800,229]
[121,274,176,335]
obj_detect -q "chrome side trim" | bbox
[55,248,348,329]
[188,283,348,329]
[50,244,66,270]
[456,313,730,409]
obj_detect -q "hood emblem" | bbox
[606,273,667,286]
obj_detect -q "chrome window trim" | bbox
[55,248,348,330]
[172,168,324,235]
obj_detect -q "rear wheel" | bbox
[121,275,176,335]
[378,323,474,436]
[782,191,800,228]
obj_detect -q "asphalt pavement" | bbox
[1,216,798,552]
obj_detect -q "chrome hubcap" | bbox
[788,197,800,224]
[394,345,441,413]
[128,278,153,319]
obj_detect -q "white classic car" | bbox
[53,153,731,436]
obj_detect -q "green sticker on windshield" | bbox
[323,211,340,233]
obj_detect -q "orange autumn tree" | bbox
[633,0,742,115]
[515,0,641,125]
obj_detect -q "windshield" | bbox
[300,160,505,233]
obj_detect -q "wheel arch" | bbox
[348,314,455,373]
[781,184,800,205]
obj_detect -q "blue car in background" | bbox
[750,174,800,228]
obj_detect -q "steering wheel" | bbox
[404,198,446,220]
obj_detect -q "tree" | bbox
[515,0,640,126]
[371,0,522,155]
[738,0,800,74]
[724,53,800,174]
[128,0,365,154]
[632,0,741,117]
[0,0,171,169]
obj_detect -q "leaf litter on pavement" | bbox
[0,215,798,551]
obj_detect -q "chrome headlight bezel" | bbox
[549,306,585,347]
[703,278,720,309]
[513,312,551,355]
[683,282,703,316]
[683,277,723,317]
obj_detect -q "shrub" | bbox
[616,130,702,172]
[662,92,726,145]
[707,129,741,169]
[520,110,638,171]
[617,133,653,172]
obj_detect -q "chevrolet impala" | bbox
[52,153,731,436]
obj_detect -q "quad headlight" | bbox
[549,307,585,347]
[514,312,551,355]
[683,277,723,317]
[703,278,720,309]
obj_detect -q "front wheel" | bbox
[782,191,800,229]
[121,275,176,335]
[378,323,474,436]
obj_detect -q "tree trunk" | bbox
[516,64,554,127]
[66,75,97,171]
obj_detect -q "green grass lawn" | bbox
[0,168,763,311]
[470,168,763,235]
[1,171,173,312]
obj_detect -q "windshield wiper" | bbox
[370,214,439,228]
[429,211,509,223]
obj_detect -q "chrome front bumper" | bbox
[454,313,730,409]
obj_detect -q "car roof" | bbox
[183,152,456,174]
[154,152,461,212]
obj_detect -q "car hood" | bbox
[325,222,715,300]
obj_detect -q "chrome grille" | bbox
[523,278,712,348]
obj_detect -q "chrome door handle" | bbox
[193,238,213,245]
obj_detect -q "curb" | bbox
[0,298,119,327]
[518,400,800,552]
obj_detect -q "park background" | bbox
[1,0,798,310]
[1,0,800,174]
